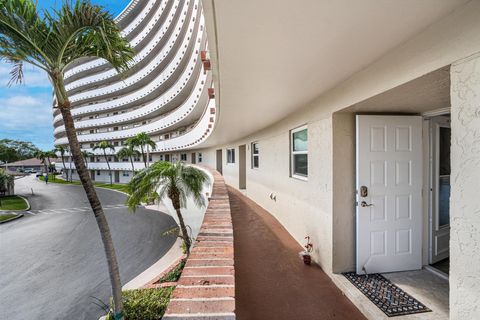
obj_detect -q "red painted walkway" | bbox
[228,186,366,320]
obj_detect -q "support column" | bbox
[450,53,480,319]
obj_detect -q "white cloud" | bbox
[0,63,51,88]
[0,94,52,130]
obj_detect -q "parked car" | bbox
[35,171,43,177]
[24,168,35,174]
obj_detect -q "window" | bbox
[251,142,259,169]
[159,154,164,161]
[198,153,203,163]
[180,153,187,161]
[227,148,235,164]
[96,171,100,176]
[122,171,129,177]
[291,125,308,179]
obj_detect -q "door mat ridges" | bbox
[343,272,431,317]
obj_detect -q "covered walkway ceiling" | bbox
[201,0,468,146]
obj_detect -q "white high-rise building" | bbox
[53,0,214,183]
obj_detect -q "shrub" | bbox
[159,259,186,283]
[108,287,174,320]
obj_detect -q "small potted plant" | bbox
[299,236,313,265]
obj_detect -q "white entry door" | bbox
[356,115,423,274]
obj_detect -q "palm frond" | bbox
[7,59,23,86]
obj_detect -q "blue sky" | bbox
[0,0,130,151]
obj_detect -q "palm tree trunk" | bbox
[61,156,68,181]
[104,150,113,185]
[129,156,135,176]
[59,105,123,316]
[141,145,146,168]
[172,203,192,254]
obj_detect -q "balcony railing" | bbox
[64,0,188,80]
[53,18,206,126]
[66,1,198,104]
[54,70,210,145]
[58,96,216,160]
[65,0,181,89]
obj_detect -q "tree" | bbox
[126,133,156,168]
[0,1,135,317]
[127,161,210,254]
[55,144,68,180]
[93,141,115,185]
[81,150,94,168]
[117,145,140,176]
[45,150,56,173]
[34,150,48,173]
[0,139,39,163]
[0,169,13,195]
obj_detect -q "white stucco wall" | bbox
[194,0,480,278]
[197,111,335,273]
[450,53,480,319]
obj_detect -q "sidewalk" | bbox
[228,186,366,320]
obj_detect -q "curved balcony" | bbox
[54,54,206,138]
[64,0,157,78]
[63,2,194,110]
[54,69,211,145]
[65,0,181,91]
[66,1,199,105]
[64,0,191,80]
[58,97,216,162]
[53,18,206,127]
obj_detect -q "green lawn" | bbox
[40,174,130,194]
[0,213,20,222]
[0,196,28,210]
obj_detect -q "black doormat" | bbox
[343,272,431,317]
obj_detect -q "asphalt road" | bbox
[0,176,177,320]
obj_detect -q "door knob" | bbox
[360,201,373,207]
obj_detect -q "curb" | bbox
[0,213,24,224]
[123,238,184,290]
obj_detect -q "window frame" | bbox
[251,142,259,169]
[180,153,187,162]
[226,148,235,164]
[290,125,308,181]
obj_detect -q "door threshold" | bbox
[424,265,449,281]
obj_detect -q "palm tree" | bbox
[93,141,115,185]
[127,132,156,168]
[127,161,210,254]
[55,144,68,180]
[34,150,48,173]
[45,150,56,173]
[0,1,135,316]
[117,145,140,176]
[81,150,94,168]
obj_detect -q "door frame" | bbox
[427,113,451,265]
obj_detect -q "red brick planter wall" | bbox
[163,169,235,320]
